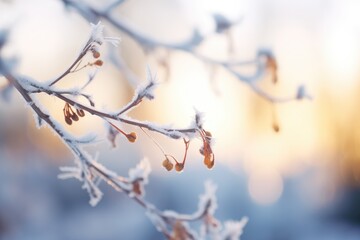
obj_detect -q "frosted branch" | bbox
[59,0,308,104]
[0,15,248,239]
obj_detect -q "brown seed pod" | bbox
[65,116,72,125]
[126,132,137,143]
[162,159,173,171]
[203,146,215,169]
[71,113,79,121]
[204,155,215,169]
[175,163,184,172]
[92,51,100,59]
[76,109,85,117]
[94,59,103,66]
[272,123,280,132]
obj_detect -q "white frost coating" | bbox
[88,158,118,179]
[58,166,82,180]
[120,115,187,139]
[80,155,104,206]
[59,156,104,206]
[90,21,120,47]
[34,114,44,129]
[190,108,205,129]
[82,175,104,207]
[128,158,151,183]
[90,21,105,44]
[162,210,191,220]
[219,217,249,240]
[66,133,98,144]
[197,180,217,216]
[128,158,151,198]
[17,76,39,92]
[134,66,158,100]
[81,68,98,90]
[146,209,167,233]
[18,75,61,92]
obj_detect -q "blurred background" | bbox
[1,0,360,239]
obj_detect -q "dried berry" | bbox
[92,50,100,59]
[272,123,280,132]
[71,113,79,121]
[94,59,103,66]
[126,132,137,143]
[204,153,215,169]
[76,109,85,117]
[65,116,72,125]
[175,163,184,172]
[162,158,173,171]
[201,132,215,169]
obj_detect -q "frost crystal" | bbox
[129,158,151,183]
[198,181,217,215]
[191,109,205,129]
[82,175,103,207]
[220,218,249,240]
[128,158,151,197]
[58,162,103,207]
[146,209,167,233]
[58,151,110,207]
[90,21,105,44]
[58,166,82,180]
[90,21,120,47]
[135,66,158,100]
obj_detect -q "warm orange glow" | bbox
[3,0,360,191]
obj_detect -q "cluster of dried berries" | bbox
[161,129,214,172]
[199,130,214,169]
[88,37,105,68]
[63,103,85,125]
[81,38,104,69]
[161,139,190,172]
[160,112,215,172]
